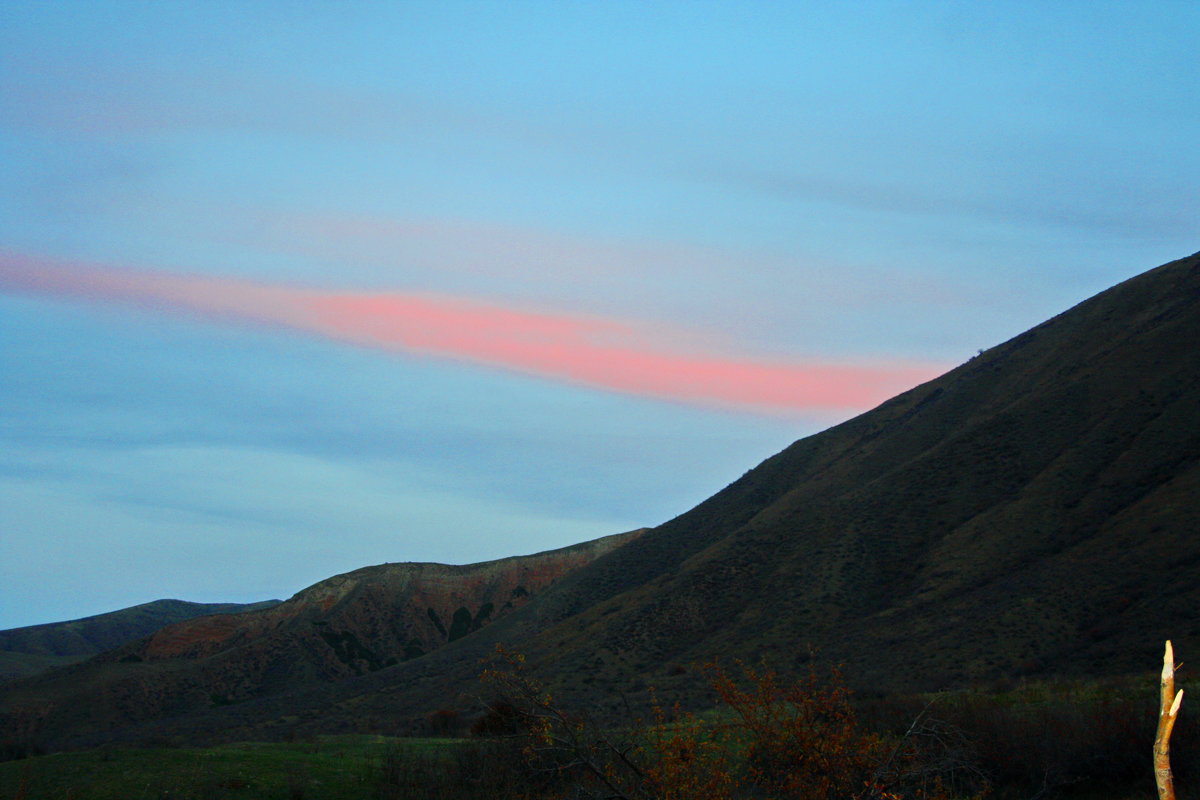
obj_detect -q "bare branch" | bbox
[1154,640,1183,800]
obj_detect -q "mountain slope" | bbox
[0,530,643,746]
[5,251,1199,750]
[299,249,1199,727]
[529,250,1200,691]
[0,600,280,684]
[515,251,1200,692]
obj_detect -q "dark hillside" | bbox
[0,600,280,683]
[0,531,642,748]
[169,249,1200,742]
[3,251,1198,750]
[518,251,1200,695]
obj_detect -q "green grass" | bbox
[0,735,459,800]
[0,672,1184,800]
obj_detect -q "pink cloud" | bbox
[0,250,948,415]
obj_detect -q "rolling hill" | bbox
[3,250,1198,751]
[0,600,280,684]
[0,530,643,747]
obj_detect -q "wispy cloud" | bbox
[712,166,1195,239]
[0,250,947,415]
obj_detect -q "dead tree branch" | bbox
[1154,640,1184,800]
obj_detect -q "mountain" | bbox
[4,251,1198,751]
[0,530,643,747]
[502,250,1200,699]
[0,600,281,684]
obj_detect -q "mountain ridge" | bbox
[0,599,281,684]
[3,251,1198,750]
[0,529,645,747]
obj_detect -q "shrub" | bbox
[477,646,985,800]
[707,661,883,799]
[470,699,526,738]
[704,662,986,800]
[421,708,464,737]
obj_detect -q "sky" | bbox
[1,2,1196,629]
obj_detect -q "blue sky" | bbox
[1,1,1196,628]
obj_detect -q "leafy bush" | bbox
[859,677,1200,799]
[476,646,985,800]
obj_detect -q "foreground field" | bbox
[0,735,456,800]
[1,669,1193,800]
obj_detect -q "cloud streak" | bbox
[0,250,947,415]
[713,165,1196,239]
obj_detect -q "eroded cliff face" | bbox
[1,530,644,744]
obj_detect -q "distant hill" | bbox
[0,599,281,683]
[3,251,1198,751]
[0,531,643,747]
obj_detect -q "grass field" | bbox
[0,673,1188,800]
[0,735,459,800]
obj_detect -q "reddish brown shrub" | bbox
[477,646,984,800]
